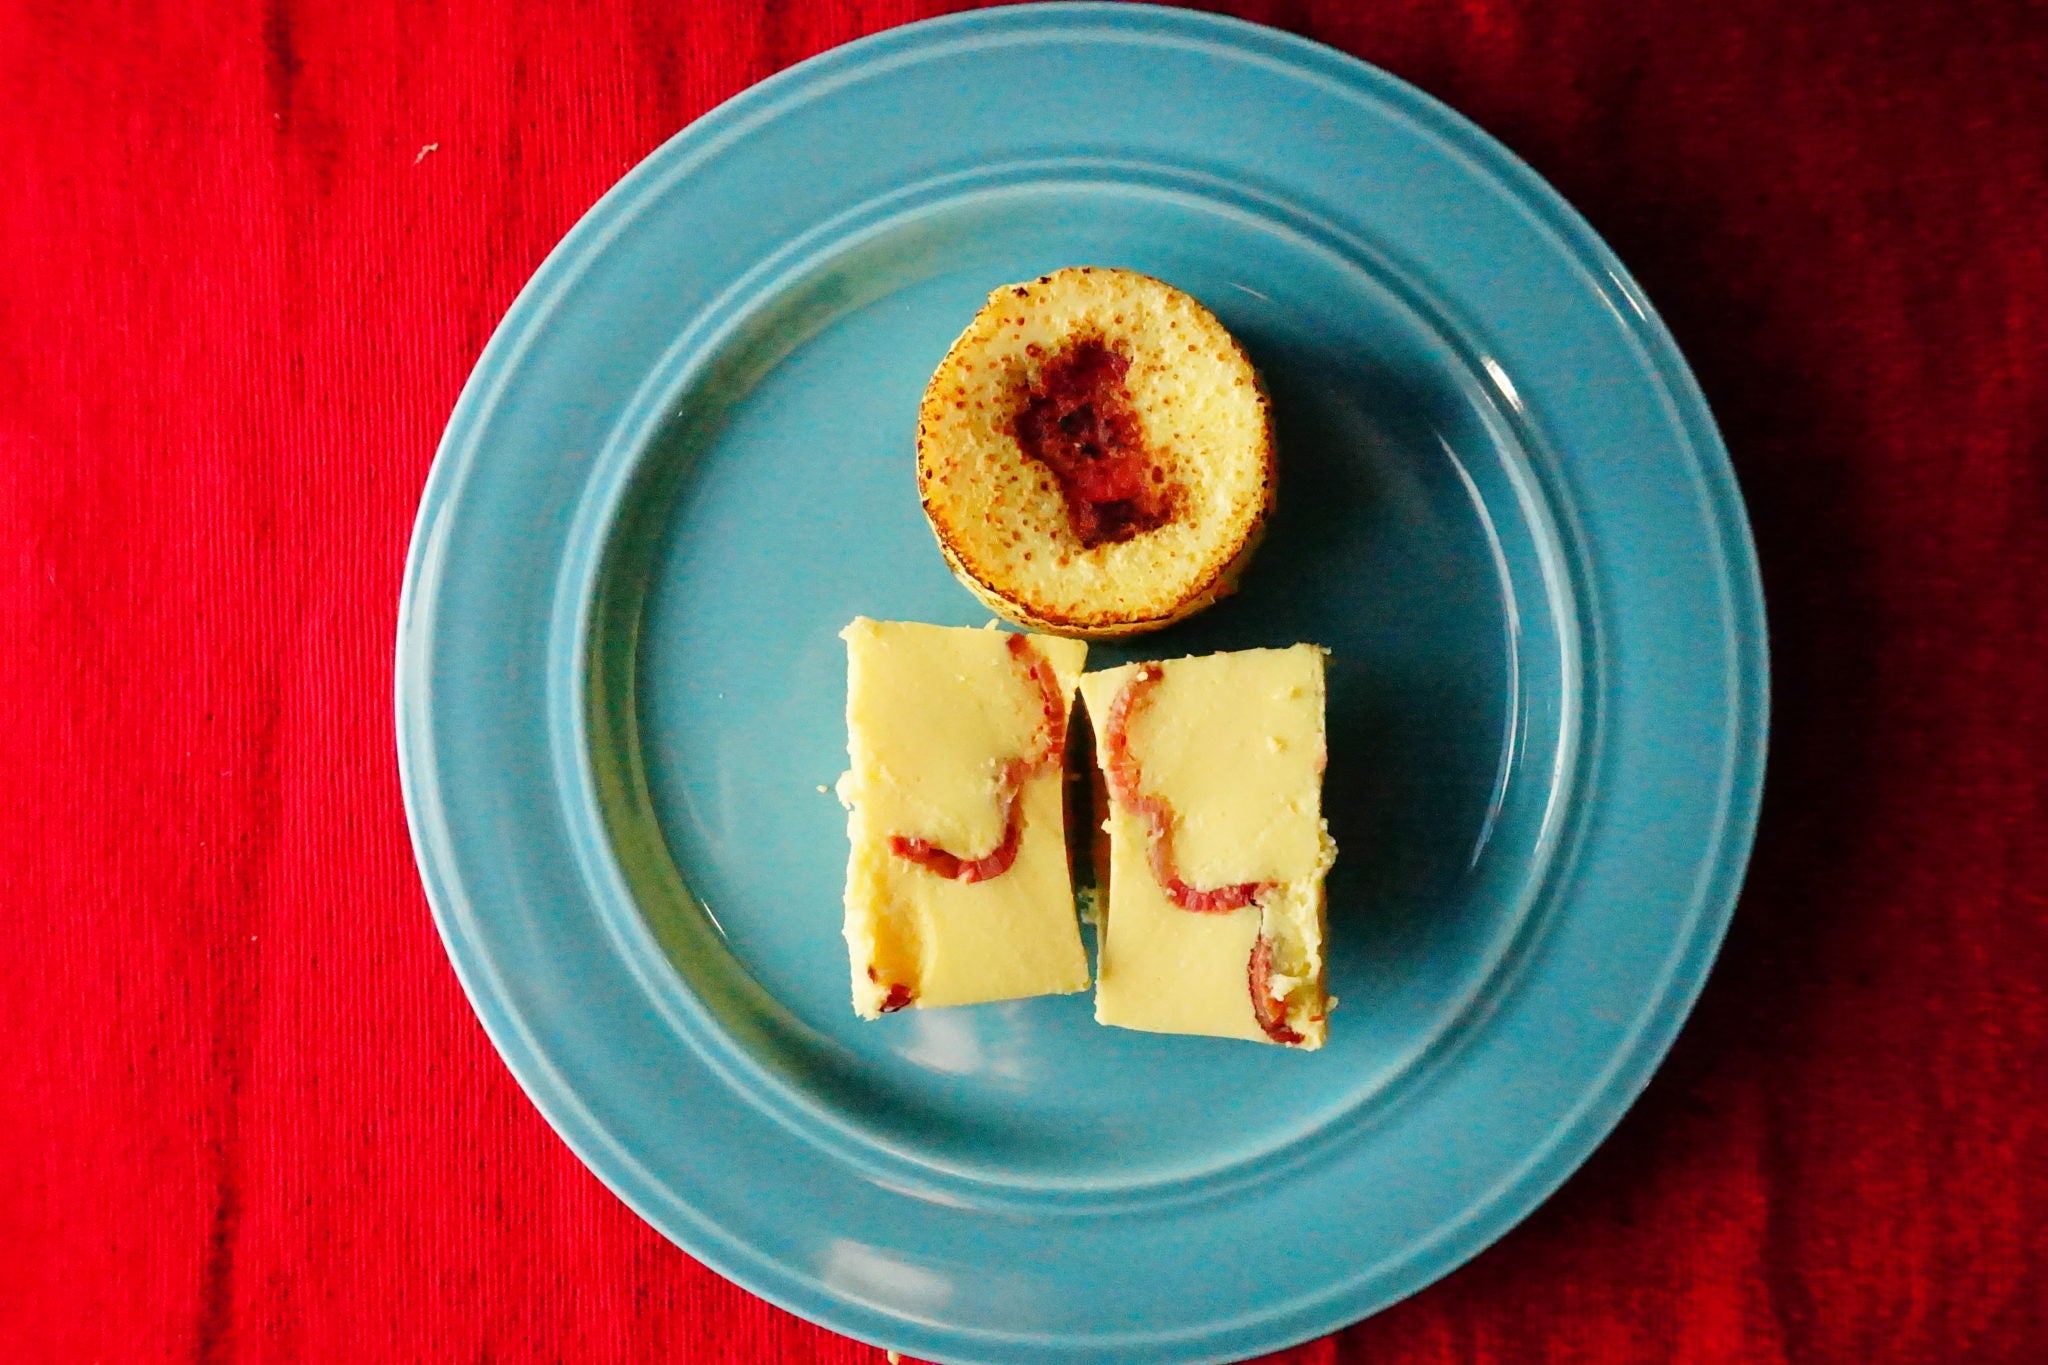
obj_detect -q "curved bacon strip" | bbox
[888,634,1063,884]
[888,758,1028,883]
[1248,934,1304,1044]
[1009,631,1067,761]
[1100,665,1270,913]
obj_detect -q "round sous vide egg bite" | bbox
[915,267,1275,638]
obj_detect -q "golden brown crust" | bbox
[928,504,1269,639]
[915,267,1275,640]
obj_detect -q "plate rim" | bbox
[395,4,1770,1360]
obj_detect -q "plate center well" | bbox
[584,180,1572,1190]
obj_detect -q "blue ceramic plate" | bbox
[396,6,1766,1362]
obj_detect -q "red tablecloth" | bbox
[5,1,2043,1360]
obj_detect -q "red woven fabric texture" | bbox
[3,0,2043,1360]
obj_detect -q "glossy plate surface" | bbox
[396,6,1767,1362]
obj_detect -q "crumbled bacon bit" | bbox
[1009,337,1176,547]
[1101,665,1269,913]
[866,966,915,1013]
[1249,935,1303,1045]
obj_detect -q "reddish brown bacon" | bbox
[888,634,1064,884]
[1248,934,1304,1045]
[1009,337,1176,548]
[1099,665,1270,913]
[866,966,916,1014]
